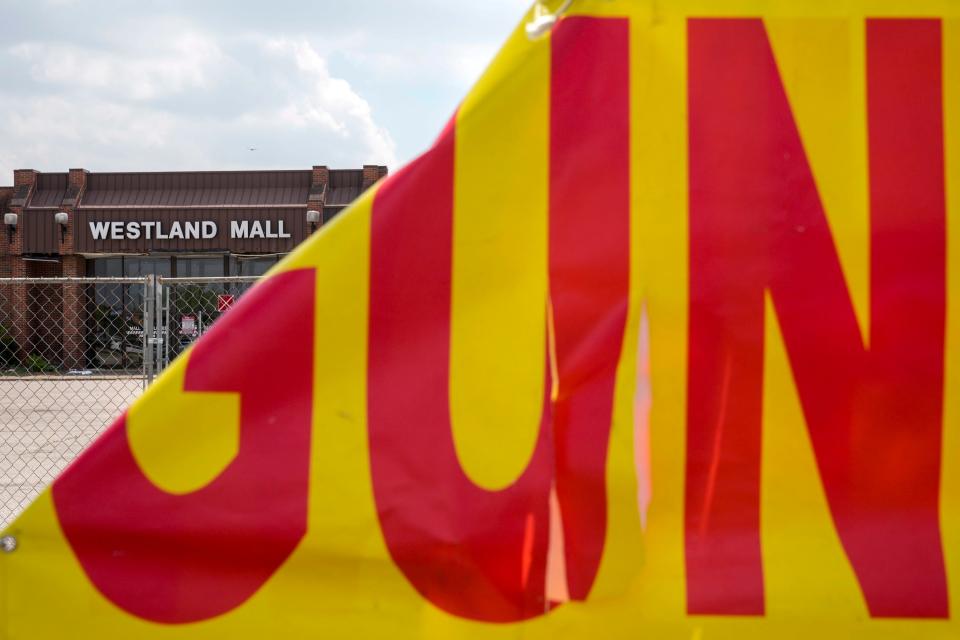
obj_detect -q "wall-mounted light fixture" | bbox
[54,211,69,243]
[3,213,16,244]
[306,209,321,232]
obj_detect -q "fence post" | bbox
[158,276,168,373]
[143,275,155,386]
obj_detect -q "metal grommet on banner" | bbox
[525,0,575,39]
[1,534,17,553]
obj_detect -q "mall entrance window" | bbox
[87,256,171,369]
[176,256,226,278]
[85,254,279,370]
[169,256,229,357]
[231,254,279,277]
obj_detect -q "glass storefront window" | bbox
[231,255,278,277]
[84,256,169,370]
[87,259,125,319]
[83,254,284,370]
[89,257,123,278]
[176,257,225,278]
[123,258,171,333]
[84,256,169,369]
[169,258,227,356]
[123,257,172,278]
[86,257,125,369]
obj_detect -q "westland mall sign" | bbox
[88,219,292,241]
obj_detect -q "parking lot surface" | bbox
[0,376,142,527]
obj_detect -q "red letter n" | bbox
[685,18,948,618]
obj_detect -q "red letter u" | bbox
[367,16,631,623]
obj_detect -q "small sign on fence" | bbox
[180,314,197,337]
[217,294,235,312]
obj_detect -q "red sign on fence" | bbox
[216,294,234,312]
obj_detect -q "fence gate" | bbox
[148,276,258,377]
[0,275,258,527]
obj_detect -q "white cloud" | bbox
[0,0,529,178]
[337,39,501,88]
[10,33,224,101]
[4,96,176,147]
[237,38,396,167]
[0,95,190,178]
[0,31,396,178]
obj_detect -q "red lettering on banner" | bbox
[686,19,947,617]
[367,17,630,622]
[53,269,315,623]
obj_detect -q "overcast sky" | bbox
[0,0,531,180]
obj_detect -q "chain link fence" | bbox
[0,275,258,528]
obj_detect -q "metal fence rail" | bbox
[0,275,259,527]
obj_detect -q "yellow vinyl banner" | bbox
[4,1,960,637]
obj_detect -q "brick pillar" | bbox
[0,186,12,214]
[67,168,87,190]
[61,168,88,255]
[56,170,89,368]
[3,170,35,367]
[61,255,87,370]
[0,256,27,369]
[311,165,329,186]
[361,164,388,191]
[308,165,328,234]
[6,168,35,257]
[58,209,77,255]
[13,169,37,188]
[23,259,59,368]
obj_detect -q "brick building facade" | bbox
[0,164,387,370]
